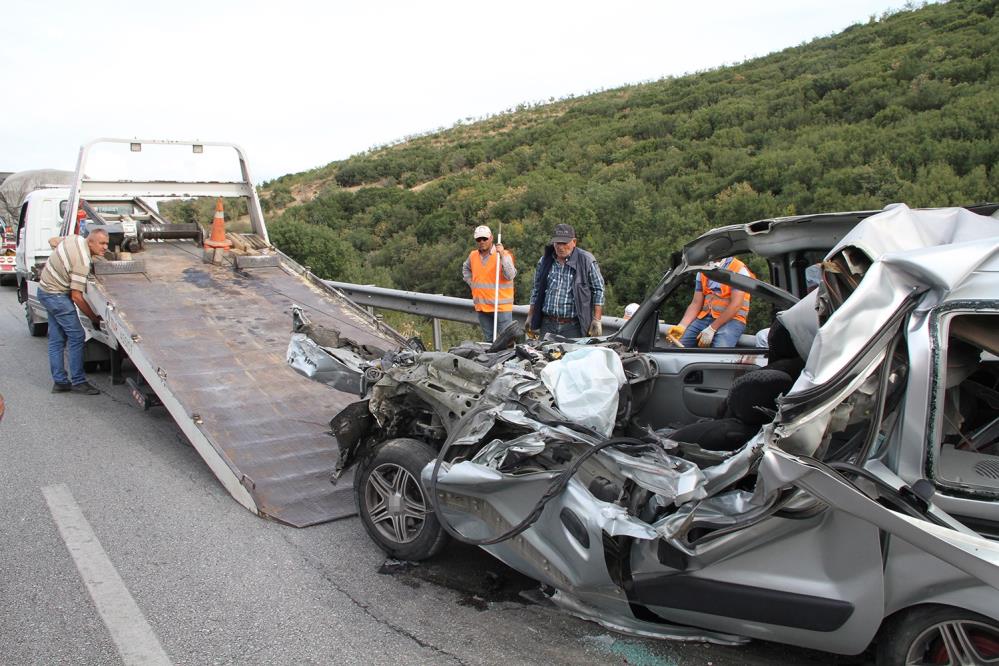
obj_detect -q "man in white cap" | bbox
[462,225,516,342]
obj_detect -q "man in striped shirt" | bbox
[37,229,109,394]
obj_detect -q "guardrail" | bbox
[325,280,627,350]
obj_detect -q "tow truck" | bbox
[19,138,408,527]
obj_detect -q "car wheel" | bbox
[354,438,448,561]
[877,605,999,665]
[26,301,47,337]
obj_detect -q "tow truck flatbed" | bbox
[45,139,406,526]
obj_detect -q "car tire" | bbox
[876,604,999,666]
[26,301,47,337]
[354,438,449,561]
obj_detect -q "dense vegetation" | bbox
[261,0,998,315]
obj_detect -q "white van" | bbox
[14,187,70,335]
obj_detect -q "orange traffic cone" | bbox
[204,197,232,250]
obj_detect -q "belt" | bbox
[543,314,576,324]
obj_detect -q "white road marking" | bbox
[42,483,172,665]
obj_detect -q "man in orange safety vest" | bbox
[669,256,753,348]
[462,225,516,342]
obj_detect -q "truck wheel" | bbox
[354,438,448,561]
[26,302,47,337]
[876,605,999,665]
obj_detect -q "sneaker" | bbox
[52,382,72,393]
[70,382,101,395]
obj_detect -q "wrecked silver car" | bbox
[289,204,999,664]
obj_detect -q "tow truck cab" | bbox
[14,187,70,334]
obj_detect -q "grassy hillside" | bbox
[262,0,999,315]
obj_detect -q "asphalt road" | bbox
[0,287,872,665]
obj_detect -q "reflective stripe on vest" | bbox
[469,249,514,312]
[697,258,752,324]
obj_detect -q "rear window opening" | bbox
[932,313,999,495]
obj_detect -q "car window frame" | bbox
[617,263,797,353]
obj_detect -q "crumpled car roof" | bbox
[792,204,999,394]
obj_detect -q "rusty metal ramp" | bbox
[93,240,402,527]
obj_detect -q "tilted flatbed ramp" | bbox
[91,239,400,526]
[48,139,409,526]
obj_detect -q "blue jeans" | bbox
[38,289,87,385]
[477,310,513,343]
[679,316,745,348]
[540,316,583,339]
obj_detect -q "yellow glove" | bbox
[525,325,539,340]
[667,324,685,339]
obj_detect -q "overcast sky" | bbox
[2,0,914,183]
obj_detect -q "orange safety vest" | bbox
[469,249,514,313]
[697,257,753,324]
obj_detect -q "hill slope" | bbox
[263,0,999,312]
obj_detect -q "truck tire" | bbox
[26,301,47,337]
[876,604,999,665]
[354,438,448,561]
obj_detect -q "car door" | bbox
[621,266,779,431]
[628,500,887,656]
[637,350,763,429]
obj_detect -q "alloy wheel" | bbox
[364,462,428,544]
[905,619,999,665]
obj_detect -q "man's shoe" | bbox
[52,382,72,393]
[70,382,100,395]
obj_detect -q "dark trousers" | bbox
[477,310,513,343]
[540,316,582,339]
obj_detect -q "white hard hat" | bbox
[624,303,639,318]
[473,225,492,239]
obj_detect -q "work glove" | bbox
[667,324,685,340]
[696,326,716,348]
[525,325,539,340]
[588,320,603,337]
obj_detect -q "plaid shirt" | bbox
[531,252,605,318]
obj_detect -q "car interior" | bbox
[933,312,999,496]
[625,254,815,436]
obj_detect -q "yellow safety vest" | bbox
[697,258,752,324]
[469,249,514,313]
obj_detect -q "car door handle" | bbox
[693,387,718,394]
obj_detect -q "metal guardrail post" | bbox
[432,318,442,351]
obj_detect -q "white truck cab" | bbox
[14,187,70,335]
